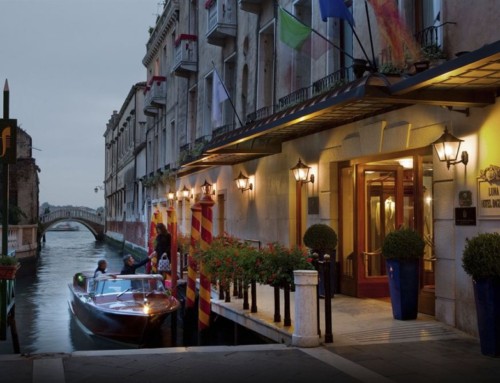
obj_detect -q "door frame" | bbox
[338,147,431,298]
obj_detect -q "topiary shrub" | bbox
[462,232,500,280]
[382,227,425,260]
[303,224,338,256]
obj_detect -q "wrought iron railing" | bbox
[277,87,310,112]
[312,67,351,96]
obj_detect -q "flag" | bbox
[367,0,421,66]
[211,68,229,127]
[279,7,312,50]
[319,0,354,25]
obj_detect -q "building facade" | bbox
[103,0,500,338]
[1,127,40,259]
[103,82,148,254]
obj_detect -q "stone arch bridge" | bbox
[39,207,105,240]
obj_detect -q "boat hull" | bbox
[68,273,179,344]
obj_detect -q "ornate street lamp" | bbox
[291,158,315,184]
[431,127,469,169]
[234,171,253,193]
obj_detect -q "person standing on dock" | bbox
[149,223,172,280]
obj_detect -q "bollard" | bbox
[284,282,291,326]
[324,254,333,343]
[273,285,281,322]
[251,279,257,313]
[292,270,320,347]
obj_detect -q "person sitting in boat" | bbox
[121,253,154,275]
[94,259,107,278]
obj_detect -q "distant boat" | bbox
[48,223,80,232]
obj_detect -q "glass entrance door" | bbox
[339,152,434,303]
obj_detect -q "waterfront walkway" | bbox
[1,285,499,382]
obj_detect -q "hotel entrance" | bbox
[338,149,435,315]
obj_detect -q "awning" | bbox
[179,40,500,175]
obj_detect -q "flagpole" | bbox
[344,14,376,70]
[211,62,244,128]
[365,0,378,72]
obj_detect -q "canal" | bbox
[10,223,269,355]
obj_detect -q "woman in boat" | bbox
[120,253,154,275]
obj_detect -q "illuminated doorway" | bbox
[338,150,434,314]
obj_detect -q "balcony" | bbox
[145,76,166,108]
[143,86,157,116]
[172,34,198,77]
[205,0,237,47]
[238,0,264,14]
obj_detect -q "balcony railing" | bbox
[213,122,236,138]
[245,105,276,125]
[277,87,310,112]
[206,0,237,46]
[173,34,198,77]
[143,86,158,116]
[179,135,211,164]
[312,67,351,96]
[145,76,167,107]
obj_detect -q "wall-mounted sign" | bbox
[459,190,472,207]
[455,207,476,226]
[0,119,17,164]
[478,165,500,217]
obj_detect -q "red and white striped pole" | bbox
[186,203,201,310]
[167,200,178,297]
[198,183,215,331]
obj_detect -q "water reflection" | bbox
[15,225,131,354]
[12,223,267,354]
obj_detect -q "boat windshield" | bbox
[94,277,166,296]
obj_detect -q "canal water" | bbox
[12,223,269,355]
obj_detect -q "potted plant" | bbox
[422,43,446,68]
[260,242,314,289]
[0,254,20,280]
[382,227,425,320]
[303,224,338,296]
[462,232,500,357]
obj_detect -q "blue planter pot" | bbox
[386,258,420,320]
[473,278,500,357]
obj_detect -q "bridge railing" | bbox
[0,224,38,259]
[40,208,104,225]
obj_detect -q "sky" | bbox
[0,0,160,209]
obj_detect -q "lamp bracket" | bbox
[447,151,469,169]
[301,174,315,185]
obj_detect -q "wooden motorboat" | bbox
[68,272,180,344]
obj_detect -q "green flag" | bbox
[279,7,311,50]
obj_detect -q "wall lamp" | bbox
[181,185,193,200]
[94,185,104,193]
[234,171,253,193]
[167,189,176,201]
[201,179,215,196]
[431,127,469,169]
[291,158,315,184]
